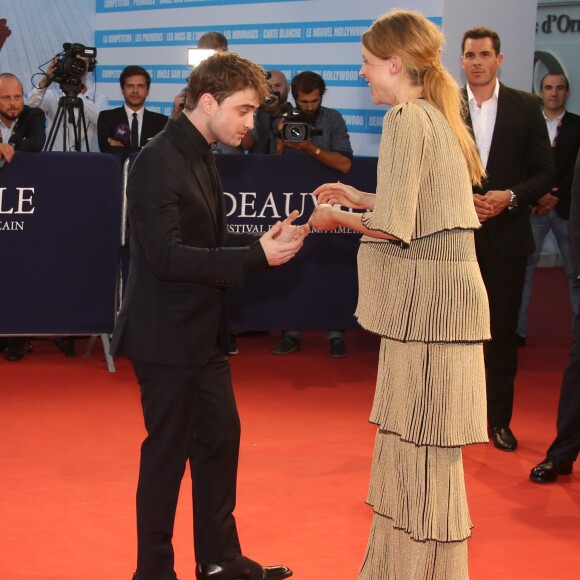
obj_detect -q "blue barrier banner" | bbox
[0,152,376,334]
[0,152,123,335]
[216,155,378,331]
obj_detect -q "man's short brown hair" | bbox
[185,52,269,110]
[462,26,501,55]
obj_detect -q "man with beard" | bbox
[276,70,352,174]
[272,71,353,358]
[98,65,168,153]
[0,72,46,362]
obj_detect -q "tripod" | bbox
[44,93,90,152]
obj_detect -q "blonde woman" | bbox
[310,9,490,579]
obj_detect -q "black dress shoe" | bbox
[196,555,292,580]
[272,335,300,355]
[530,458,574,483]
[490,426,518,451]
[329,337,347,358]
[5,338,25,361]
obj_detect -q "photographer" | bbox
[243,69,293,154]
[28,43,108,152]
[276,70,353,174]
[272,71,353,358]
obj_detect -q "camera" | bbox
[52,42,97,96]
[278,109,323,143]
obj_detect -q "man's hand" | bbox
[473,194,494,223]
[534,189,559,212]
[172,90,186,119]
[107,138,125,147]
[0,142,15,164]
[272,210,310,242]
[284,139,312,153]
[259,216,307,266]
[39,57,59,89]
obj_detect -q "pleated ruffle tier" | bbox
[359,511,469,580]
[356,229,490,344]
[370,339,488,447]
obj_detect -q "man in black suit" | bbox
[517,73,580,343]
[461,27,553,451]
[98,65,167,153]
[530,149,580,483]
[0,72,46,362]
[110,52,305,580]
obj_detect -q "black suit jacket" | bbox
[463,83,553,258]
[8,105,46,151]
[97,106,168,153]
[547,111,580,220]
[110,113,267,366]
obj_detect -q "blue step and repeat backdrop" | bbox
[0,152,377,335]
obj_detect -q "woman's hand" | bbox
[308,203,339,231]
[312,182,369,209]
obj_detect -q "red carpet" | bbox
[0,268,578,579]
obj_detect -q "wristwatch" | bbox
[507,189,518,209]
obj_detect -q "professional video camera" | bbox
[278,109,323,143]
[42,43,97,152]
[52,42,97,96]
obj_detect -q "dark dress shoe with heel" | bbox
[196,555,292,580]
[530,458,573,483]
[490,426,518,451]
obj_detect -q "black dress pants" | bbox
[131,350,242,580]
[477,254,527,428]
[547,308,580,462]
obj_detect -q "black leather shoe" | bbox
[5,338,25,361]
[196,555,292,580]
[530,458,573,483]
[272,335,300,355]
[490,426,518,451]
[329,337,347,358]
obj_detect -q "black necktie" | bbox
[131,113,139,148]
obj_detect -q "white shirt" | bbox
[28,77,108,152]
[0,120,13,144]
[467,78,500,169]
[543,110,565,147]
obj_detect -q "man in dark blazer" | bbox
[517,72,580,343]
[0,72,46,362]
[461,27,553,451]
[530,148,580,483]
[97,65,167,153]
[110,52,304,580]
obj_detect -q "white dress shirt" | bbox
[467,78,500,170]
[544,110,565,147]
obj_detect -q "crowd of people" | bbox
[1,12,579,580]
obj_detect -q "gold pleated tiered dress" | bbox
[356,99,490,580]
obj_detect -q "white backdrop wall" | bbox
[92,0,443,156]
[0,0,553,155]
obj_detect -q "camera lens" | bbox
[290,125,304,139]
